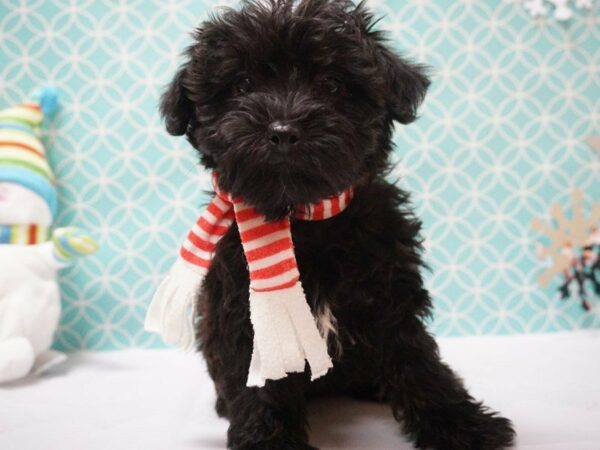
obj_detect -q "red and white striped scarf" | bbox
[146,173,353,387]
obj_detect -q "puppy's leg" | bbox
[381,317,515,450]
[226,374,315,450]
[215,394,228,418]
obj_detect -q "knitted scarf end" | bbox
[247,281,332,387]
[145,258,205,351]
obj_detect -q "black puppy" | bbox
[160,0,515,448]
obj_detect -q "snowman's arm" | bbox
[39,228,98,270]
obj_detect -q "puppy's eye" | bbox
[320,76,344,95]
[235,77,252,95]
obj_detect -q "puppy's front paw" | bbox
[414,401,515,450]
[231,441,317,450]
[228,426,317,450]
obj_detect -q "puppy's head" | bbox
[161,0,429,219]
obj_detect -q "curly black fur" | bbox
[160,0,516,448]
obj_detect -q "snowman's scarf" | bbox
[145,173,353,387]
[0,224,49,244]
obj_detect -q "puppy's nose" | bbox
[267,121,301,148]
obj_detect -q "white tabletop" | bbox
[2,331,600,450]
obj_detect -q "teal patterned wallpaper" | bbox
[1,0,599,350]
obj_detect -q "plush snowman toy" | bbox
[0,89,98,383]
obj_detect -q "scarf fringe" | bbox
[144,259,204,351]
[247,282,332,387]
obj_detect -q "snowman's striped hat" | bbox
[0,88,58,219]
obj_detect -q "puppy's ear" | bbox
[160,65,193,136]
[379,47,430,125]
[350,3,429,124]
